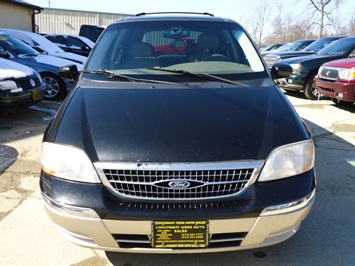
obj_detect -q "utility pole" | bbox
[48,0,51,7]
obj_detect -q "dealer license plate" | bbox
[32,90,42,101]
[152,221,209,248]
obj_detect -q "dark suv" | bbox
[276,36,355,100]
[40,12,316,253]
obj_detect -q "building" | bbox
[34,8,130,35]
[0,1,130,35]
[0,0,42,32]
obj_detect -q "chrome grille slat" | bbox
[95,161,263,200]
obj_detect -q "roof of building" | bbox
[0,0,43,11]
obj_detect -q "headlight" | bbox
[258,140,314,182]
[338,67,355,80]
[0,80,23,92]
[317,66,323,76]
[289,63,302,74]
[41,142,101,183]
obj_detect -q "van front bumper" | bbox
[41,188,315,253]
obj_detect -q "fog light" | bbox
[338,93,344,98]
[287,79,293,84]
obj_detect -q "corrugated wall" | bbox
[35,8,130,34]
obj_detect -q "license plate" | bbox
[32,90,42,101]
[152,221,209,248]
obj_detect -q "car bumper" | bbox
[276,76,305,91]
[314,78,355,102]
[0,86,46,110]
[41,176,316,253]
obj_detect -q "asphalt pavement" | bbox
[0,95,354,266]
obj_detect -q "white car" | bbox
[45,34,94,57]
[0,58,46,111]
[0,28,87,65]
[0,31,83,100]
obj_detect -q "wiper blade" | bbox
[83,70,136,82]
[83,70,178,85]
[147,68,242,86]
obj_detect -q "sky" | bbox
[26,0,354,24]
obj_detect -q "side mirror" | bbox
[59,64,79,81]
[271,63,292,79]
[0,50,10,59]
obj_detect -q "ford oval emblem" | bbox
[30,79,36,87]
[169,180,190,189]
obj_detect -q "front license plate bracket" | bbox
[32,90,42,101]
[152,221,209,248]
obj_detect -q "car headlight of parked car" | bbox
[290,63,302,74]
[258,139,314,182]
[338,67,355,80]
[41,142,101,183]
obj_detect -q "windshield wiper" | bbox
[146,68,243,86]
[83,70,179,85]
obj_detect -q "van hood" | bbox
[53,81,306,162]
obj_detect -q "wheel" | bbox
[202,54,230,62]
[41,73,66,100]
[304,74,321,100]
[331,99,354,107]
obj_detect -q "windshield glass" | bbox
[304,38,339,52]
[317,38,355,56]
[0,34,39,56]
[85,20,265,77]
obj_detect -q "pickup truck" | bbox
[314,58,355,106]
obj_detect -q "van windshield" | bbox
[85,20,265,78]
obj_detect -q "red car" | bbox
[315,58,355,106]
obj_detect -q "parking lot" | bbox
[0,93,354,266]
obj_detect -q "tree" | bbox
[243,0,273,48]
[309,0,342,38]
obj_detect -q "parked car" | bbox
[45,34,94,57]
[261,43,291,57]
[0,58,46,111]
[264,36,345,69]
[262,40,313,58]
[40,12,316,253]
[0,31,83,100]
[0,28,87,64]
[276,36,355,100]
[283,39,316,52]
[314,58,355,106]
[261,43,284,52]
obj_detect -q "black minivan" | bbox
[40,12,316,253]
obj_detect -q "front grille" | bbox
[17,77,41,90]
[95,161,262,200]
[319,67,339,81]
[264,56,279,68]
[114,232,247,249]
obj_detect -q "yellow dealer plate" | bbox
[152,221,209,248]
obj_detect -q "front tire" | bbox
[41,73,66,100]
[304,74,321,100]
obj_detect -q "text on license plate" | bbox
[152,221,209,248]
